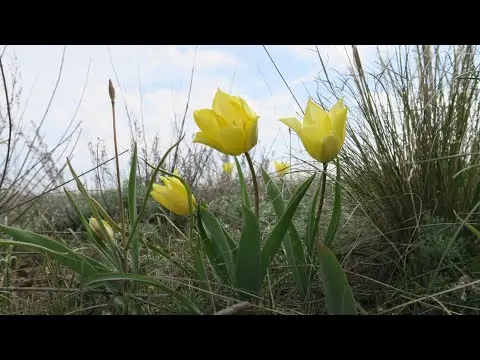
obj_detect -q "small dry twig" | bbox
[214,301,250,315]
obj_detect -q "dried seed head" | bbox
[108,79,115,102]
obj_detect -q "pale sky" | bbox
[0,45,386,189]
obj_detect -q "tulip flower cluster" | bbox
[0,83,354,315]
[150,88,348,217]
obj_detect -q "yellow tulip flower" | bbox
[193,89,260,156]
[89,218,115,243]
[273,161,290,177]
[223,162,234,175]
[279,98,347,163]
[150,174,196,216]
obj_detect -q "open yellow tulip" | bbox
[193,89,260,156]
[150,175,196,216]
[89,218,115,243]
[279,98,347,163]
[273,161,290,177]
[223,162,234,174]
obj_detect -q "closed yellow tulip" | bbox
[273,161,290,177]
[150,175,196,216]
[279,98,347,163]
[223,162,234,175]
[89,218,115,243]
[193,89,260,156]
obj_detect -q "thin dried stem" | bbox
[0,56,13,193]
[108,79,127,271]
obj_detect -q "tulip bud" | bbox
[89,217,115,243]
[108,79,115,102]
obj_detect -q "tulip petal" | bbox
[245,116,259,151]
[169,177,188,197]
[193,109,228,130]
[330,99,347,144]
[305,99,332,134]
[298,125,326,163]
[218,126,251,156]
[193,132,225,154]
[300,125,342,163]
[212,89,246,127]
[150,190,170,210]
[330,97,345,114]
[279,117,302,134]
[237,96,259,124]
[152,183,167,193]
[159,177,172,190]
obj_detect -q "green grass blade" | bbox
[454,211,480,239]
[235,157,251,209]
[129,135,185,248]
[83,272,202,314]
[193,241,212,307]
[0,240,69,255]
[128,142,139,273]
[234,204,262,299]
[323,158,342,248]
[260,174,315,281]
[262,168,308,299]
[316,243,357,315]
[140,238,194,275]
[0,224,107,279]
[198,206,235,283]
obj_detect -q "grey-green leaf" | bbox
[261,168,308,299]
[198,206,235,282]
[83,272,201,314]
[234,204,262,299]
[323,158,342,248]
[316,243,357,315]
[0,224,107,279]
[260,174,315,281]
[197,209,229,282]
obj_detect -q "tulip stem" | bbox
[245,152,260,218]
[313,163,328,242]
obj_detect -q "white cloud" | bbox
[1,44,366,191]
